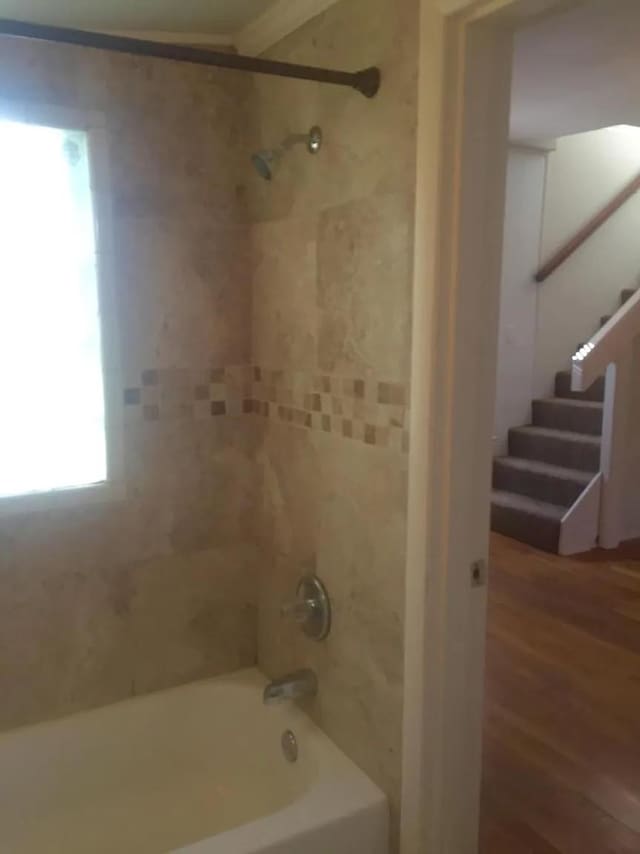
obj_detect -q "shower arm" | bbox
[281,133,313,151]
[0,19,381,99]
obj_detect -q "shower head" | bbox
[251,149,280,181]
[251,126,322,181]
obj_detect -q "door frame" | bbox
[402,1,586,851]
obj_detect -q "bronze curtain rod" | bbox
[0,19,381,98]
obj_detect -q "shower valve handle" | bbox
[279,576,332,642]
[280,598,318,623]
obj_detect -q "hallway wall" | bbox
[534,125,640,398]
[494,145,548,454]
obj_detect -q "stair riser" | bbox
[509,430,601,473]
[555,372,605,402]
[493,463,585,507]
[532,401,603,436]
[491,503,560,553]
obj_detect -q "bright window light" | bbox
[0,119,107,499]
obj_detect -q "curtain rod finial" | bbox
[354,67,381,98]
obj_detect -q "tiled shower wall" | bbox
[247,0,419,839]
[0,0,419,845]
[0,40,260,729]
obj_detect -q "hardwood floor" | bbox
[481,533,640,853]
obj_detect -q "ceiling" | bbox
[510,0,640,141]
[0,0,274,39]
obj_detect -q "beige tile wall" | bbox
[246,0,419,844]
[0,40,259,729]
[0,2,419,847]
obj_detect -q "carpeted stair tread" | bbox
[509,425,601,473]
[493,456,593,507]
[536,397,603,410]
[532,397,603,435]
[491,489,565,552]
[494,456,593,483]
[510,425,601,445]
[491,489,566,520]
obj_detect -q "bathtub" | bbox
[0,669,388,854]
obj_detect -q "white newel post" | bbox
[599,353,632,549]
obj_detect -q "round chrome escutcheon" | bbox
[281,729,298,763]
[297,575,331,641]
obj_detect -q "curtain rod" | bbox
[0,19,381,98]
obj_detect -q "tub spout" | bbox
[263,669,318,705]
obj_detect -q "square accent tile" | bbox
[142,369,159,387]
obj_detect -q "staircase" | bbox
[491,288,636,553]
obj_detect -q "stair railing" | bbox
[571,289,640,548]
[535,171,640,283]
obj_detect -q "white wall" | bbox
[494,146,548,454]
[534,125,640,398]
[624,335,640,541]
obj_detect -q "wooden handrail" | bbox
[535,171,640,283]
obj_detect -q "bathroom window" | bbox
[0,108,115,505]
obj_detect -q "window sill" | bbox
[0,481,125,517]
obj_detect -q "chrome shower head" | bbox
[251,126,322,181]
[251,149,279,181]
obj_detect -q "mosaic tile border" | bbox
[123,366,253,422]
[123,365,410,452]
[249,367,410,453]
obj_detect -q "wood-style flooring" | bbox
[481,533,640,853]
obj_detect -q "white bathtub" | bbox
[0,669,388,854]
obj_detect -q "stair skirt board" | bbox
[558,473,602,556]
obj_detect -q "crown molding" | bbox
[234,0,341,56]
